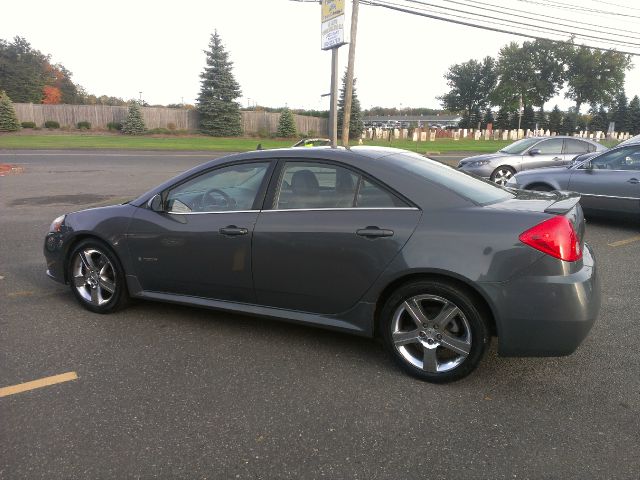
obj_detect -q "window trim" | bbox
[159,159,276,214]
[264,158,416,211]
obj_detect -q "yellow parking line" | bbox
[608,235,640,247]
[0,372,78,398]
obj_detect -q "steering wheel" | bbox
[201,188,236,210]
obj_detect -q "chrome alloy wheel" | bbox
[492,168,514,186]
[391,295,472,373]
[71,248,116,306]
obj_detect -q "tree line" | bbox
[440,39,639,134]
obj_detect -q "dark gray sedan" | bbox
[43,147,600,382]
[459,136,605,185]
[507,142,640,215]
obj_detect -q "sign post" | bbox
[321,0,346,148]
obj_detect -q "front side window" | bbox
[499,138,541,155]
[274,161,407,210]
[166,162,268,213]
[588,146,640,171]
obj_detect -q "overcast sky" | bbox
[4,0,639,112]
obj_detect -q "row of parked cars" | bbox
[458,134,640,216]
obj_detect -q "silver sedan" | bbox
[458,136,606,185]
[506,142,640,215]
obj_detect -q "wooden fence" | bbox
[13,104,328,136]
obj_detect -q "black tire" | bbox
[380,280,490,383]
[490,166,516,186]
[66,239,129,314]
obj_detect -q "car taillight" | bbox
[519,216,582,262]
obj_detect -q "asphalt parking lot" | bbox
[1,150,639,479]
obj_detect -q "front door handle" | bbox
[552,157,563,161]
[219,225,248,236]
[628,178,639,184]
[356,226,394,238]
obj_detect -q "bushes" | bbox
[44,120,60,129]
[21,121,36,128]
[77,121,91,130]
[107,122,123,131]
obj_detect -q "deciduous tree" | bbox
[42,85,62,104]
[439,56,496,127]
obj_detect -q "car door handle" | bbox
[552,157,563,161]
[628,178,639,184]
[356,227,394,238]
[219,225,248,236]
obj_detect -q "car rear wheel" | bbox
[67,239,129,314]
[381,280,490,383]
[490,166,516,186]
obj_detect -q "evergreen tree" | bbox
[337,72,364,140]
[482,108,495,128]
[589,104,608,132]
[197,31,242,136]
[629,95,640,135]
[495,106,510,130]
[122,102,146,135]
[548,105,563,133]
[0,91,20,132]
[563,111,577,135]
[276,107,297,137]
[536,107,548,130]
[611,91,629,133]
[522,104,536,130]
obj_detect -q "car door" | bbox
[126,161,273,302]
[252,160,422,315]
[568,145,640,214]
[522,138,566,171]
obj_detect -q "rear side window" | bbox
[564,139,591,154]
[274,161,407,210]
[392,152,514,205]
[536,138,564,154]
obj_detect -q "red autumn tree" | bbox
[42,85,62,104]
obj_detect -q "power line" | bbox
[516,0,640,20]
[405,0,640,47]
[588,0,640,11]
[360,0,640,55]
[442,0,640,40]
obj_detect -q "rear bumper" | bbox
[481,242,600,357]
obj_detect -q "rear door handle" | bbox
[219,225,248,236]
[628,178,639,184]
[356,226,394,238]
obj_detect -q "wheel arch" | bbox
[62,233,122,284]
[373,271,498,339]
[522,181,556,191]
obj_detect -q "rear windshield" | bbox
[392,152,515,205]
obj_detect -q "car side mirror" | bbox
[529,148,541,156]
[148,194,164,212]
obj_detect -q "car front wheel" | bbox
[67,239,129,313]
[490,166,516,186]
[381,280,490,383]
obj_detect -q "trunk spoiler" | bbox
[544,191,581,215]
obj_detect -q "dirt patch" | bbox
[10,194,116,206]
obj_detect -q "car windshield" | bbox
[392,152,515,205]
[499,137,542,154]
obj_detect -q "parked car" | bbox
[506,142,640,216]
[458,136,606,186]
[292,138,330,147]
[618,133,640,147]
[43,147,599,383]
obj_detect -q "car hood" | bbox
[458,152,508,165]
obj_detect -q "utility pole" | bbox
[329,49,339,148]
[341,0,359,148]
